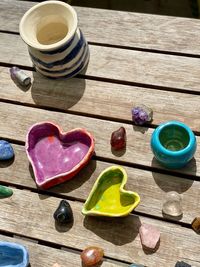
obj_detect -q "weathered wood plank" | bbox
[0,234,122,267]
[0,143,199,225]
[1,0,200,55]
[0,188,200,266]
[1,32,200,92]
[1,67,200,132]
[0,102,198,177]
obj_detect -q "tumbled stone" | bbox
[0,140,14,160]
[81,246,104,266]
[162,191,182,217]
[132,105,153,125]
[10,66,31,86]
[53,200,73,224]
[175,261,191,267]
[0,185,13,198]
[110,127,126,150]
[191,217,200,234]
[52,264,61,267]
[139,223,160,250]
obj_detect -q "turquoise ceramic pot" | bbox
[151,121,197,169]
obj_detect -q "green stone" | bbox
[0,185,13,198]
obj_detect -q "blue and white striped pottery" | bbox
[19,1,89,79]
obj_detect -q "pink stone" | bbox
[139,223,160,250]
[52,264,61,267]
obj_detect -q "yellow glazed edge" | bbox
[82,165,140,217]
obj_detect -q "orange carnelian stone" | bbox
[81,246,104,266]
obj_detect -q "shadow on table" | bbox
[142,239,160,255]
[83,215,141,245]
[151,157,195,193]
[0,157,15,168]
[162,211,183,221]
[31,71,86,110]
[111,146,126,157]
[132,125,148,134]
[29,159,97,199]
[52,159,97,195]
[82,261,103,267]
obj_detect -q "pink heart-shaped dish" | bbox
[26,122,95,189]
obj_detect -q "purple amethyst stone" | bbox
[132,105,153,125]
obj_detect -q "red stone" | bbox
[110,127,126,150]
[81,246,104,266]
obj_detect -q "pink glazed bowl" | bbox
[26,122,94,189]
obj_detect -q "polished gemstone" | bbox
[53,200,73,224]
[110,127,126,150]
[0,140,14,160]
[175,261,191,267]
[139,223,160,250]
[0,185,13,198]
[191,217,200,234]
[10,66,31,86]
[132,105,153,125]
[81,246,104,266]
[162,191,182,217]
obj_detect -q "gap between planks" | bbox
[1,142,200,226]
[2,0,200,56]
[0,188,200,266]
[0,101,199,179]
[2,32,200,94]
[1,66,200,136]
[0,233,128,267]
[2,28,200,60]
[1,134,200,183]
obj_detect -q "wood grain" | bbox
[1,32,200,92]
[0,234,122,267]
[0,188,200,266]
[1,67,200,131]
[0,143,199,225]
[0,102,198,177]
[1,0,200,55]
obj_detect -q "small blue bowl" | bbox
[0,241,29,267]
[151,121,197,169]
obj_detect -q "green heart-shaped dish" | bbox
[82,166,140,217]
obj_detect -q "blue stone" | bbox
[0,241,29,267]
[0,140,14,160]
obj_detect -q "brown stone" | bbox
[191,217,200,233]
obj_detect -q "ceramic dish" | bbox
[26,122,94,189]
[151,120,196,169]
[82,166,140,217]
[0,241,29,267]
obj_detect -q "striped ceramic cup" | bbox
[19,1,89,78]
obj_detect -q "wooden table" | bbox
[0,1,200,266]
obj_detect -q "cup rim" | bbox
[19,1,78,51]
[152,120,196,157]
